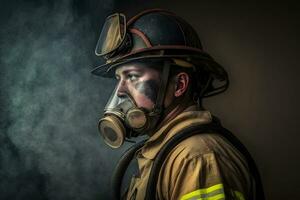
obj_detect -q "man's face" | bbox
[115,63,161,110]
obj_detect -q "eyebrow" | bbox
[115,67,143,77]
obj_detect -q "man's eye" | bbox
[127,74,139,81]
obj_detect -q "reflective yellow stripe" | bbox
[180,184,225,200]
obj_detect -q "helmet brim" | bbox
[91,46,227,81]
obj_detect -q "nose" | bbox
[116,79,127,97]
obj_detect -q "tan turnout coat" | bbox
[125,108,253,200]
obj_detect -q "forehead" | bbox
[115,62,160,76]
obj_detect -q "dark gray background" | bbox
[0,0,299,199]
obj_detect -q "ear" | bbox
[174,72,189,97]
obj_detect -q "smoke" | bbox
[0,0,124,199]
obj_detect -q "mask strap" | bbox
[149,60,171,117]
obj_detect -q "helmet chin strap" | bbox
[148,60,171,123]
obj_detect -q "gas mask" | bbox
[99,88,148,148]
[98,61,171,148]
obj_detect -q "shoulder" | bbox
[162,132,249,174]
[168,133,231,160]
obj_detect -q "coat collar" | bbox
[140,107,212,160]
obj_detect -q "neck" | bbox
[150,100,198,136]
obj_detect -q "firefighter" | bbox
[91,9,264,200]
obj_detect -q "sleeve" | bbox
[158,152,227,200]
[160,151,249,200]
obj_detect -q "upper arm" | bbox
[157,149,225,200]
[158,151,247,200]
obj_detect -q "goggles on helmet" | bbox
[95,13,127,57]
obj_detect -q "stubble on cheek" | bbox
[134,80,159,104]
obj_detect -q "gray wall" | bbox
[0,0,299,199]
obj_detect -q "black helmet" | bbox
[91,9,229,97]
